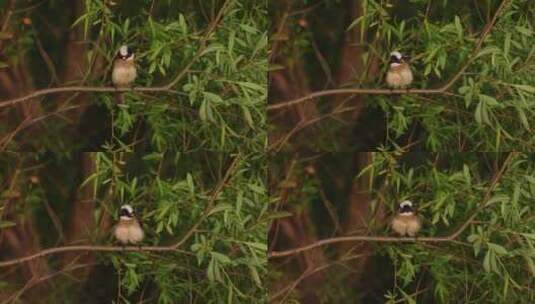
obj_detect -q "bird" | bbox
[113,204,144,246]
[390,200,422,237]
[112,45,137,103]
[385,51,413,89]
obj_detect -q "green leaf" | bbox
[475,100,483,124]
[211,252,232,264]
[520,233,535,240]
[247,241,267,252]
[203,92,223,104]
[479,94,499,106]
[265,211,293,220]
[238,81,265,92]
[488,243,508,255]
[467,234,479,243]
[515,26,533,36]
[485,194,509,206]
[454,16,463,38]
[186,173,195,193]
[242,106,254,128]
[208,203,233,215]
[512,84,535,93]
[483,250,491,272]
[207,257,216,282]
[248,264,262,286]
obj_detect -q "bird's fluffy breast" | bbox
[112,61,137,87]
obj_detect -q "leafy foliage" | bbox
[268,152,534,303]
[0,0,266,152]
[0,0,266,303]
[269,0,535,151]
[0,151,267,303]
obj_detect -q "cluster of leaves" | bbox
[1,0,266,152]
[269,0,535,151]
[97,151,267,303]
[372,0,535,151]
[0,150,267,303]
[0,0,267,303]
[84,0,267,152]
[370,152,534,303]
[268,152,534,303]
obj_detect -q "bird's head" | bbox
[119,204,135,220]
[389,51,409,66]
[117,45,134,61]
[398,200,414,215]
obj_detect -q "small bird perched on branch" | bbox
[113,204,144,246]
[391,200,422,237]
[112,45,137,103]
[386,51,413,89]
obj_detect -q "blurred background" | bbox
[268,152,534,303]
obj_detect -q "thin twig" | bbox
[268,152,516,259]
[267,0,510,111]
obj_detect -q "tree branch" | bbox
[268,151,517,259]
[0,0,233,110]
[0,154,241,268]
[267,0,510,111]
[0,245,190,268]
[0,86,177,109]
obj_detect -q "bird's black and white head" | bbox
[119,204,135,220]
[398,200,414,215]
[117,45,134,61]
[389,51,409,67]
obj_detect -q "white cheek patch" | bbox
[390,62,401,68]
[119,45,129,56]
[121,204,134,214]
[390,51,402,59]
